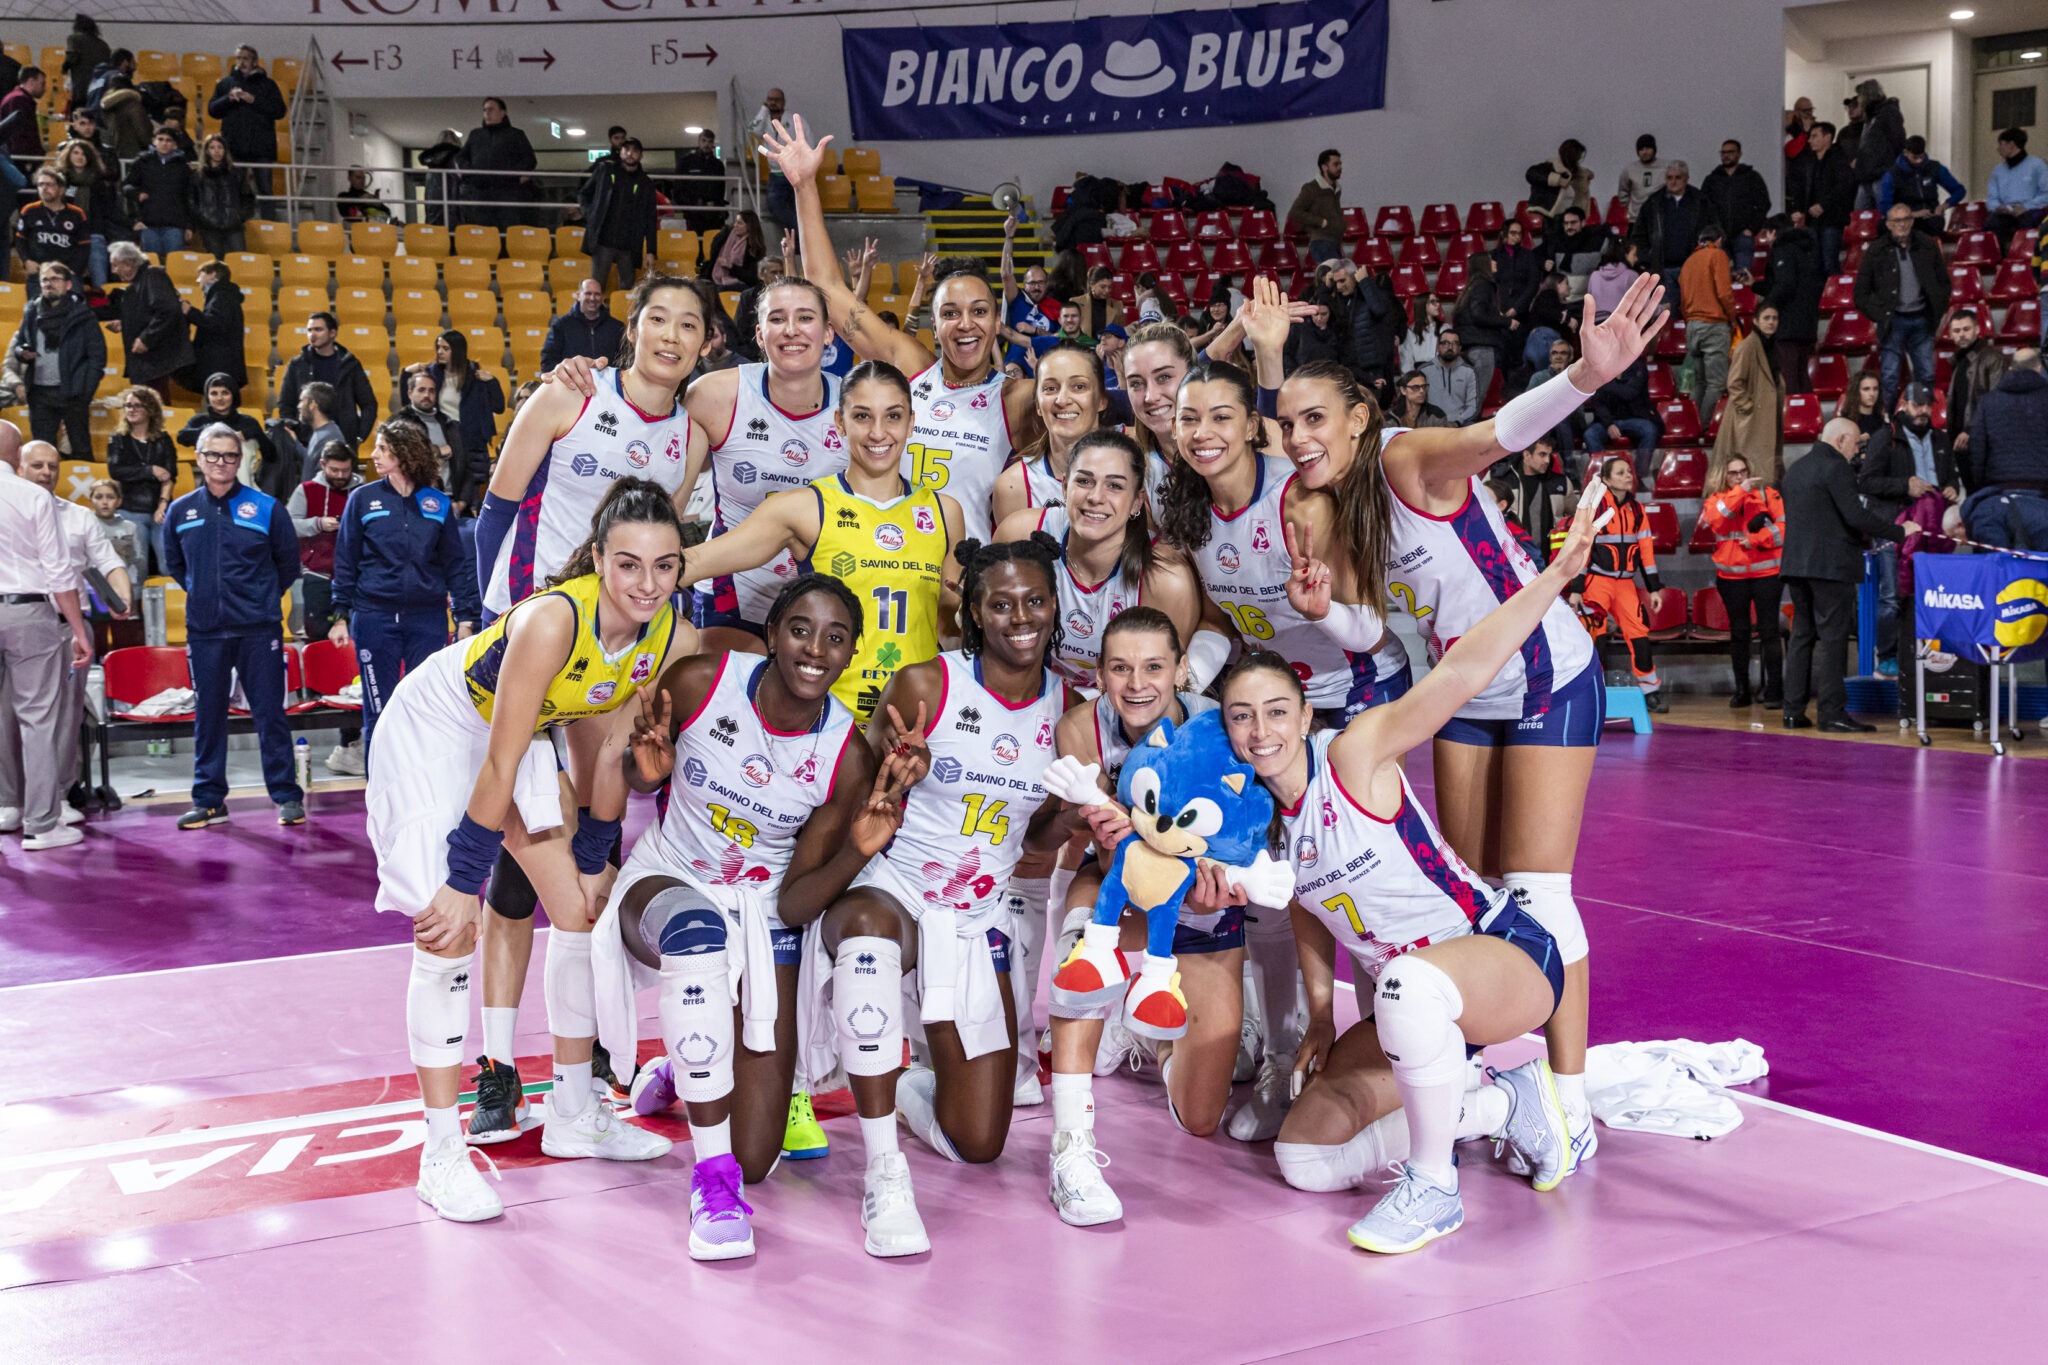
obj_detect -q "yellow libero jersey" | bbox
[804,474,947,723]
[460,573,679,730]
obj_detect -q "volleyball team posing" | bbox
[364,114,1669,1259]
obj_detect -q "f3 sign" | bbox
[843,0,1389,141]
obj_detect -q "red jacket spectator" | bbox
[0,75,45,159]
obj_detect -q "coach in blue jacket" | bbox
[164,422,305,830]
[329,419,481,762]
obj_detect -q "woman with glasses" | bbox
[1387,369,1452,430]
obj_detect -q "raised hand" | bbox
[875,700,932,787]
[917,251,938,283]
[759,115,832,187]
[629,686,676,784]
[1283,520,1333,622]
[1573,270,1667,390]
[852,747,919,855]
[1002,212,1019,240]
[1545,489,1605,586]
[1239,274,1292,356]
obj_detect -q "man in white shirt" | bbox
[0,422,94,850]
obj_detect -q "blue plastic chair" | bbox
[1605,685,1652,734]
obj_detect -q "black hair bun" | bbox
[954,538,985,567]
[1027,529,1064,560]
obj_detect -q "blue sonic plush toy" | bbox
[1043,710,1296,1040]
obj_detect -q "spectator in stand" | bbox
[156,106,197,161]
[1793,122,1855,275]
[1698,453,1785,708]
[98,83,150,163]
[1573,456,1669,710]
[1762,213,1822,392]
[1838,96,1867,174]
[1958,350,2048,551]
[106,241,192,401]
[1701,139,1771,274]
[55,137,118,286]
[1450,256,1509,413]
[0,421,95,851]
[1589,352,1664,482]
[429,330,505,493]
[394,366,473,510]
[295,382,347,479]
[4,263,104,460]
[123,127,194,259]
[289,441,365,775]
[1397,293,1444,373]
[179,372,291,500]
[1946,311,2007,464]
[1633,161,1714,296]
[579,136,659,293]
[62,17,110,114]
[89,477,145,600]
[1189,292,1234,355]
[1617,134,1660,223]
[1285,298,1346,371]
[458,97,537,230]
[65,106,109,160]
[1419,330,1479,425]
[1780,417,1916,732]
[1519,272,1574,377]
[208,46,287,200]
[188,135,255,256]
[16,169,90,278]
[277,312,377,445]
[1346,260,1397,399]
[1878,136,1965,233]
[1493,435,1573,560]
[1074,265,1123,338]
[328,420,480,763]
[1585,239,1642,324]
[1855,204,1948,410]
[1550,206,1603,298]
[0,66,47,170]
[540,279,626,373]
[105,387,176,573]
[1491,218,1544,325]
[1525,338,1595,466]
[1985,128,2048,254]
[673,128,728,233]
[747,87,797,236]
[417,130,461,227]
[1858,382,1957,673]
[335,167,389,222]
[1785,97,1816,163]
[182,261,247,400]
[1680,223,1738,423]
[999,214,1057,361]
[1713,300,1786,484]
[707,208,766,290]
[1285,148,1344,264]
[164,422,306,829]
[1848,79,1906,214]
[1525,139,1594,224]
[1387,368,1451,429]
[1835,370,1886,440]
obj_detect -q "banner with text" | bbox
[842,0,1388,142]
[1914,552,2048,663]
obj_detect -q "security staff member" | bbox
[329,419,480,763]
[164,422,306,830]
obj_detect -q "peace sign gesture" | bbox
[1572,271,1668,390]
[873,700,932,789]
[629,685,676,785]
[853,745,920,855]
[1283,520,1332,622]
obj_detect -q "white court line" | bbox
[0,930,555,995]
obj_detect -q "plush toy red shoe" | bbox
[1123,958,1188,1041]
[1051,921,1131,1012]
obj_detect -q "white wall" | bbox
[9,0,1792,216]
[1782,23,1975,179]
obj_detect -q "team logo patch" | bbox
[823,426,843,450]
[791,755,818,785]
[740,753,774,787]
[571,454,600,477]
[625,440,653,470]
[1251,522,1272,554]
[682,757,709,787]
[629,653,655,683]
[780,438,811,467]
[665,435,684,463]
[586,680,617,705]
[930,399,956,421]
[733,462,759,486]
[914,505,937,535]
[932,757,963,783]
[1035,720,1054,749]
[236,501,257,519]
[875,523,906,551]
[970,391,991,410]
[1295,833,1320,869]
[1216,542,1241,574]
[830,551,858,578]
[992,733,1021,765]
[1322,800,1338,829]
[1065,608,1095,639]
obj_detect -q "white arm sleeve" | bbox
[1186,627,1233,690]
[1313,600,1386,653]
[1493,370,1596,453]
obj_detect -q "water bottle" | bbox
[295,736,312,791]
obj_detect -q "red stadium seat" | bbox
[1951,231,1999,268]
[1819,273,1857,313]
[1194,210,1234,242]
[1419,203,1460,236]
[1656,448,1706,497]
[1238,210,1280,244]
[1158,274,1190,309]
[1731,284,1758,323]
[1442,232,1487,267]
[1108,274,1138,307]
[301,639,363,707]
[1840,239,1867,276]
[1935,345,1954,388]
[1946,201,1987,236]
[1783,392,1824,440]
[1807,353,1848,399]
[1656,397,1703,443]
[1466,201,1506,235]
[1149,210,1189,245]
[1396,235,1440,268]
[1688,514,1719,555]
[1389,264,1430,299]
[1646,364,1675,401]
[1079,243,1111,271]
[1374,205,1416,238]
[1210,240,1252,274]
[2008,230,2038,261]
[1050,185,1071,214]
[1656,317,1689,361]
[1690,587,1731,639]
[1931,385,1950,430]
[1821,309,1876,352]
[1193,271,1225,304]
[1516,208,1544,238]
[1479,365,1504,417]
[1947,264,1985,305]
[1606,196,1631,229]
[1253,240,1300,273]
[1164,241,1205,277]
[1704,392,1730,441]
[1989,258,2038,302]
[103,646,194,721]
[1643,501,1681,554]
[1581,198,1604,229]
[1350,236,1394,270]
[1118,241,1163,274]
[1844,210,1881,245]
[1996,297,2040,343]
[1434,259,1468,299]
[1342,205,1372,240]
[1643,581,1688,639]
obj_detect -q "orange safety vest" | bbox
[1586,487,1657,581]
[1697,485,1785,578]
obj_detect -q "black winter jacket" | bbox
[1851,98,1907,187]
[207,69,288,164]
[8,293,108,404]
[1853,231,1950,337]
[1701,163,1772,238]
[1763,227,1824,343]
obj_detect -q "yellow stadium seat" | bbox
[656,228,698,267]
[608,289,631,321]
[334,255,385,292]
[390,289,442,328]
[340,324,389,361]
[496,258,545,292]
[394,325,439,368]
[298,221,347,259]
[549,256,592,291]
[718,291,741,317]
[442,256,492,292]
[895,260,922,294]
[362,366,392,411]
[509,325,547,375]
[853,176,897,213]
[554,225,585,259]
[554,287,582,317]
[1,44,28,67]
[446,289,496,328]
[271,57,303,90]
[454,225,500,259]
[137,50,179,81]
[462,326,508,368]
[243,328,272,365]
[402,224,451,258]
[183,52,225,84]
[239,285,273,320]
[350,221,398,260]
[654,257,693,279]
[501,291,551,326]
[841,147,881,177]
[333,285,382,322]
[503,226,552,262]
[277,255,329,291]
[867,291,904,317]
[818,176,853,213]
[276,286,325,319]
[220,252,273,287]
[389,256,439,292]
[248,220,294,257]
[164,251,210,286]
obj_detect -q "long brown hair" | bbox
[1123,321,1195,457]
[1217,649,1306,854]
[1014,341,1107,474]
[1157,361,1265,553]
[1063,429,1157,591]
[1452,251,1496,319]
[376,418,440,491]
[549,477,688,587]
[1288,360,1391,610]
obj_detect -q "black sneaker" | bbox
[177,804,230,830]
[592,1039,632,1102]
[277,800,307,826]
[466,1055,526,1145]
[67,780,102,814]
[1643,690,1669,713]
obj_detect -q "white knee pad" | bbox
[1274,1125,1394,1193]
[660,952,735,1105]
[406,947,473,1069]
[543,928,597,1041]
[835,936,903,1079]
[1504,871,1589,965]
[1372,956,1467,1089]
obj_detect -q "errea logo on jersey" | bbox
[596,410,620,437]
[955,705,982,735]
[746,416,771,440]
[1216,542,1241,573]
[875,523,906,551]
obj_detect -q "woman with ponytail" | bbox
[989,341,1111,527]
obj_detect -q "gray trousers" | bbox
[588,246,641,294]
[0,602,73,833]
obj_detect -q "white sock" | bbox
[1555,1070,1588,1126]
[552,1060,593,1117]
[896,1066,962,1161]
[1374,958,1467,1189]
[1051,1071,1095,1133]
[1465,1083,1511,1139]
[481,1007,518,1067]
[693,1117,733,1161]
[1007,875,1053,1076]
[858,1112,899,1161]
[424,1103,461,1148]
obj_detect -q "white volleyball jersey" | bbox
[1144,449,1173,522]
[1279,731,1507,980]
[1380,429,1594,720]
[1020,452,1064,510]
[642,655,860,901]
[1092,691,1216,784]
[904,362,1011,544]
[1191,455,1377,714]
[1037,505,1142,690]
[486,367,693,615]
[877,652,1065,929]
[706,364,846,624]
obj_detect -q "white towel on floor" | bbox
[1584,1038,1768,1140]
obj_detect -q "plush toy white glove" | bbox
[1041,756,1109,807]
[1222,850,1296,907]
